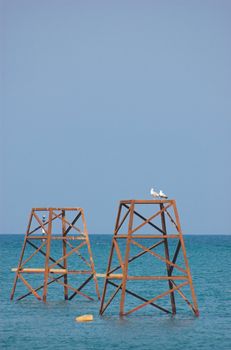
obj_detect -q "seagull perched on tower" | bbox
[159,190,168,199]
[150,188,160,199]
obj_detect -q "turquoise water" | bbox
[0,234,231,350]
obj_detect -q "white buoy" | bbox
[75,314,93,323]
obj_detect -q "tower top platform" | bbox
[32,207,83,211]
[120,199,175,204]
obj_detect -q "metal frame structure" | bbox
[11,208,100,302]
[100,200,199,316]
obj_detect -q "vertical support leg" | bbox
[81,209,100,300]
[120,201,135,316]
[62,209,68,300]
[160,203,176,314]
[172,200,199,316]
[100,203,123,314]
[99,243,115,313]
[43,208,53,302]
[10,210,33,300]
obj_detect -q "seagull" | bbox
[41,215,46,241]
[150,188,160,199]
[41,215,46,234]
[159,190,168,199]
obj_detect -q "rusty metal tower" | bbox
[100,200,199,316]
[11,208,100,302]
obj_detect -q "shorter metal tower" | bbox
[11,208,100,302]
[100,200,199,316]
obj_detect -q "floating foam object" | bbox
[75,314,93,323]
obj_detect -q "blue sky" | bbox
[1,0,231,234]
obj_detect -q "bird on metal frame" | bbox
[150,188,160,199]
[159,190,168,199]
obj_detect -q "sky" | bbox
[1,0,231,234]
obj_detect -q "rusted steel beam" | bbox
[10,211,33,300]
[18,274,42,301]
[12,268,93,274]
[49,241,86,269]
[124,281,189,316]
[81,209,100,300]
[64,212,82,235]
[33,211,49,235]
[100,282,122,314]
[107,274,123,279]
[165,208,179,232]
[17,274,65,301]
[43,209,53,301]
[120,201,135,315]
[115,206,131,234]
[169,241,181,275]
[160,203,176,314]
[108,239,164,275]
[120,200,174,204]
[27,236,85,240]
[107,281,171,315]
[131,239,187,274]
[26,240,65,269]
[171,280,195,312]
[11,208,99,302]
[28,213,62,235]
[130,203,172,235]
[48,274,94,301]
[172,201,199,316]
[99,202,123,314]
[112,239,124,273]
[125,276,188,280]
[66,240,91,268]
[21,241,46,268]
[124,204,165,234]
[68,274,94,300]
[62,210,68,300]
[52,212,83,234]
[33,207,83,211]
[101,275,188,280]
[115,234,180,239]
[100,199,199,317]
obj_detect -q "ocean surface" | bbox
[0,234,230,350]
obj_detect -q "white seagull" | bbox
[150,188,160,199]
[159,190,168,199]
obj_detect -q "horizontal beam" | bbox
[127,276,188,281]
[11,268,92,274]
[100,274,123,279]
[115,235,180,239]
[120,200,174,204]
[26,236,85,240]
[32,208,83,211]
[97,274,188,280]
[96,273,108,278]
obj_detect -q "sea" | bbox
[0,234,230,350]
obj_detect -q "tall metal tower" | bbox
[100,199,199,316]
[11,207,100,302]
